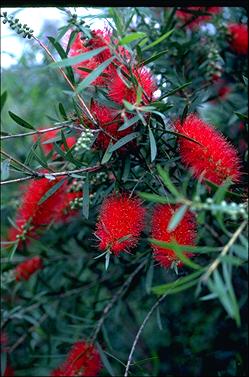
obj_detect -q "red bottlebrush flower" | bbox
[4,361,15,377]
[176,7,221,29]
[33,128,76,155]
[68,29,130,86]
[56,190,82,223]
[89,101,135,151]
[108,66,157,106]
[228,23,248,55]
[51,342,101,377]
[218,85,231,100]
[175,114,241,185]
[95,195,146,255]
[15,256,43,281]
[8,176,67,244]
[151,204,196,268]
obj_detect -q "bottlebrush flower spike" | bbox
[176,7,221,29]
[33,128,76,155]
[227,23,248,55]
[51,341,101,377]
[89,101,135,150]
[8,176,67,244]
[151,204,196,268]
[108,65,157,105]
[175,114,241,185]
[15,256,43,281]
[68,29,130,86]
[95,195,146,255]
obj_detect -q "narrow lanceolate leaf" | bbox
[148,126,157,162]
[109,132,139,153]
[139,192,172,204]
[167,204,188,232]
[58,103,68,120]
[77,57,115,92]
[142,29,174,51]
[1,91,8,113]
[1,159,10,180]
[118,114,140,131]
[82,174,89,219]
[172,241,202,270]
[152,268,204,295]
[38,178,67,205]
[118,32,147,45]
[96,342,115,376]
[157,165,181,198]
[101,140,113,164]
[8,111,35,130]
[49,47,107,68]
[159,82,192,100]
[139,49,168,66]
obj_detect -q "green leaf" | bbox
[157,165,181,198]
[139,49,168,66]
[105,251,111,270]
[145,259,154,294]
[76,57,115,92]
[213,178,232,203]
[139,192,171,204]
[58,103,68,120]
[118,114,140,131]
[1,159,10,180]
[171,241,202,270]
[159,82,192,100]
[234,112,248,122]
[122,99,135,111]
[55,24,71,42]
[119,32,147,45]
[82,174,89,219]
[149,239,220,254]
[96,342,115,376]
[1,90,8,113]
[148,126,157,162]
[1,350,7,376]
[8,111,35,130]
[152,272,203,295]
[47,36,75,85]
[142,29,174,51]
[109,132,139,153]
[109,8,124,36]
[38,178,66,205]
[101,140,113,164]
[167,204,188,232]
[49,47,107,68]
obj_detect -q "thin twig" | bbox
[1,150,37,176]
[201,220,248,282]
[124,291,168,377]
[1,123,82,140]
[1,165,102,185]
[90,259,147,342]
[32,36,97,125]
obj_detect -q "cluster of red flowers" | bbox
[15,256,43,281]
[95,194,197,269]
[51,341,101,376]
[68,28,157,151]
[176,7,221,29]
[8,174,82,245]
[227,23,248,55]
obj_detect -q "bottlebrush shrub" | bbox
[51,341,101,377]
[227,23,248,55]
[15,256,43,281]
[176,7,221,29]
[175,114,241,185]
[8,176,67,244]
[108,65,158,105]
[151,204,197,268]
[95,194,146,255]
[68,29,130,85]
[33,128,77,155]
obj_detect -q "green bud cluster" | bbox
[75,129,95,152]
[192,196,248,220]
[1,12,34,38]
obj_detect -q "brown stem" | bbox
[32,35,97,125]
